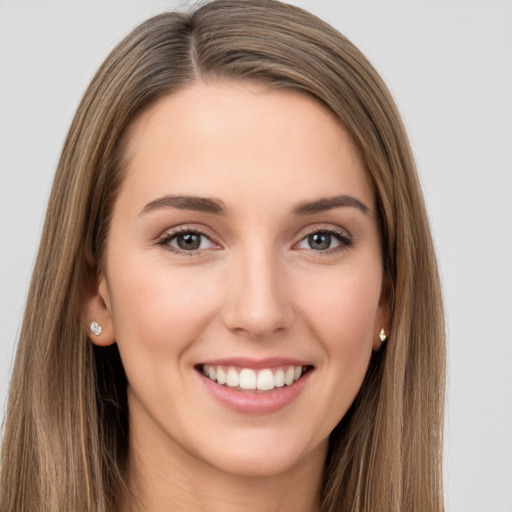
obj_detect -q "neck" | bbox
[122,424,326,512]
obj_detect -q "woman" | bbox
[0,1,445,511]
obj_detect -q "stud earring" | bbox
[379,328,387,343]
[89,321,102,336]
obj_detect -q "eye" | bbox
[296,228,352,252]
[159,229,216,252]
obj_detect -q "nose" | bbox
[221,248,295,338]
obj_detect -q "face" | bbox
[87,81,388,479]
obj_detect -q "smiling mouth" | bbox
[196,364,313,393]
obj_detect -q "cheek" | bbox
[107,259,221,362]
[290,266,383,439]
[298,265,383,350]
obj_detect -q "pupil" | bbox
[177,233,201,250]
[309,233,331,250]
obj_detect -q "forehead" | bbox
[119,80,374,214]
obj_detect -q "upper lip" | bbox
[196,357,312,369]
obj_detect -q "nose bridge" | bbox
[222,241,294,337]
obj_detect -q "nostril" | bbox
[221,299,295,338]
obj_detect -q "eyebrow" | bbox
[139,193,370,218]
[292,195,370,215]
[140,195,226,216]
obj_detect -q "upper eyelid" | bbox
[158,226,219,247]
[297,223,351,239]
[158,224,215,240]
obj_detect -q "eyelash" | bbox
[157,226,217,255]
[157,225,353,255]
[295,226,353,254]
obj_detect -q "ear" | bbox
[372,275,392,351]
[82,270,116,347]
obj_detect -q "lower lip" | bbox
[197,370,312,415]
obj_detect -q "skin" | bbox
[85,81,389,512]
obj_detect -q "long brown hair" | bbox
[0,1,445,510]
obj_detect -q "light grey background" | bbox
[1,1,511,510]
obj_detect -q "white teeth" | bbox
[274,369,285,388]
[216,367,227,385]
[201,364,306,391]
[257,369,274,391]
[284,367,295,386]
[239,369,257,390]
[226,367,239,387]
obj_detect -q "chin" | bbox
[191,428,328,479]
